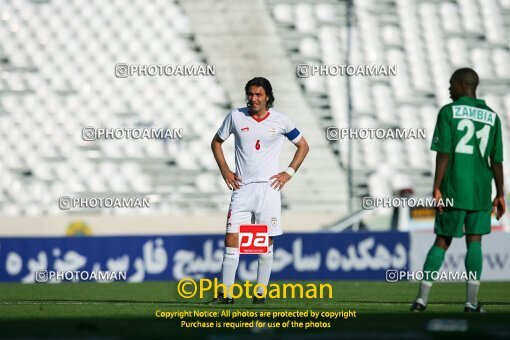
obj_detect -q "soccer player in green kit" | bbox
[411,68,506,312]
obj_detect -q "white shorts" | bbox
[226,182,282,237]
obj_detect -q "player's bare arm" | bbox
[432,152,449,213]
[270,137,309,191]
[491,162,505,220]
[211,134,242,190]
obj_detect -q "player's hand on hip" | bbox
[492,195,506,220]
[270,172,291,191]
[222,170,242,190]
[433,188,444,214]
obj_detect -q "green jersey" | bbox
[431,96,503,211]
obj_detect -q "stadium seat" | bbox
[1,0,510,215]
[266,0,510,212]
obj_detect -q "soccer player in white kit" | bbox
[209,77,309,304]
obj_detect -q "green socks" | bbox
[423,246,446,281]
[415,246,446,305]
[465,241,482,280]
[465,241,482,307]
[416,242,483,308]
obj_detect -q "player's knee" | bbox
[445,237,452,247]
[225,233,238,248]
[259,238,274,260]
[434,235,452,250]
[466,234,482,244]
[258,249,273,261]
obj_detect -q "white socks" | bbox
[221,245,274,298]
[256,245,274,295]
[416,280,433,306]
[221,247,239,298]
[466,280,480,307]
[415,279,481,308]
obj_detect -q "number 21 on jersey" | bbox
[455,119,490,157]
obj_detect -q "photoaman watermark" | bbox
[177,278,333,299]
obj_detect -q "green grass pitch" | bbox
[0,281,509,338]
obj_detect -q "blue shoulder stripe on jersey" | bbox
[286,128,300,141]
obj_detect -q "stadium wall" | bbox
[2,231,508,283]
[0,213,340,236]
[0,232,408,282]
[410,232,510,281]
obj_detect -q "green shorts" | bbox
[434,208,491,238]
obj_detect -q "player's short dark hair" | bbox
[452,67,479,88]
[245,77,275,108]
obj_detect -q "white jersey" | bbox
[217,107,302,185]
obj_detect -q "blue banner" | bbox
[0,232,409,282]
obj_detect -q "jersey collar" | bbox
[458,96,485,105]
[251,111,270,123]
